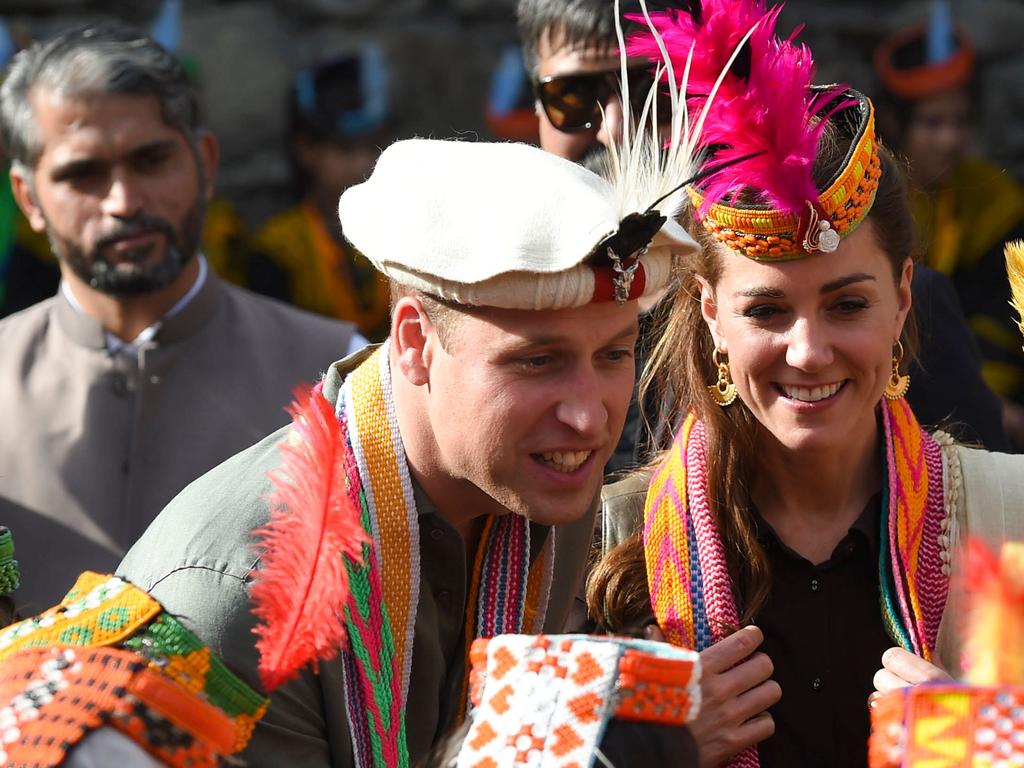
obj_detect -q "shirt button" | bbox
[812,676,822,691]
[436,589,452,609]
[111,375,129,397]
[429,528,444,541]
[810,578,820,592]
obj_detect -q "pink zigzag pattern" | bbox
[885,401,922,655]
[646,423,695,650]
[883,398,948,659]
[686,420,739,641]
[646,442,684,537]
[899,401,929,654]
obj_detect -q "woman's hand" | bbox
[687,625,781,768]
[872,647,951,693]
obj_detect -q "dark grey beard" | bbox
[49,198,205,297]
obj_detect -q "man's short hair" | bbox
[0,22,200,172]
[389,282,485,351]
[516,0,639,77]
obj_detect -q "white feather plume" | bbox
[601,0,759,222]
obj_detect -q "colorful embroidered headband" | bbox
[689,91,881,260]
[0,571,268,767]
[457,634,700,768]
[869,540,1024,767]
[629,1,882,260]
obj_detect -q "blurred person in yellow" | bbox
[874,1,1024,444]
[250,51,392,340]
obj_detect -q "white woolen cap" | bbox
[338,139,697,310]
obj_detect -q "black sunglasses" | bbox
[534,65,672,133]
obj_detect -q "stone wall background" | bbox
[3,0,1022,229]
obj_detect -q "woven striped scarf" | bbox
[336,344,556,768]
[643,397,950,768]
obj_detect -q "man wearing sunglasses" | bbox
[517,0,647,172]
[518,0,676,479]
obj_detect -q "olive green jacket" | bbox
[599,442,1024,676]
[118,349,597,768]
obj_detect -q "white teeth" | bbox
[781,382,842,402]
[538,451,592,473]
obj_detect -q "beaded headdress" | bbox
[629,0,882,261]
[0,572,268,767]
[455,634,701,768]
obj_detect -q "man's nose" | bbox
[596,92,624,149]
[101,171,144,218]
[554,366,609,437]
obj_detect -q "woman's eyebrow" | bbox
[734,287,785,299]
[820,273,876,293]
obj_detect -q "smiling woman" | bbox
[586,3,1024,768]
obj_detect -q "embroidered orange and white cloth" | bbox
[870,685,1024,768]
[869,541,1024,768]
[459,634,700,768]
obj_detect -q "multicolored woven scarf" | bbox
[644,397,951,768]
[336,343,556,768]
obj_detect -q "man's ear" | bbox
[196,130,219,202]
[10,166,46,233]
[392,295,433,386]
[697,275,725,353]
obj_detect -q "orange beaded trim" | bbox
[614,648,698,725]
[689,97,881,260]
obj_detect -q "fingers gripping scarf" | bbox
[643,397,952,768]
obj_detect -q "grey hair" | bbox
[0,22,200,172]
[516,0,640,77]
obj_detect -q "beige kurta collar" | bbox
[54,263,224,351]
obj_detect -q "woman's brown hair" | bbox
[588,125,917,634]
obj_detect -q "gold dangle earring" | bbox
[883,340,910,400]
[707,348,738,406]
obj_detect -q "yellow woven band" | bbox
[689,97,881,260]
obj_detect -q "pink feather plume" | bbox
[629,0,846,215]
[627,0,769,102]
[250,384,369,692]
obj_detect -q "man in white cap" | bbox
[118,127,699,767]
